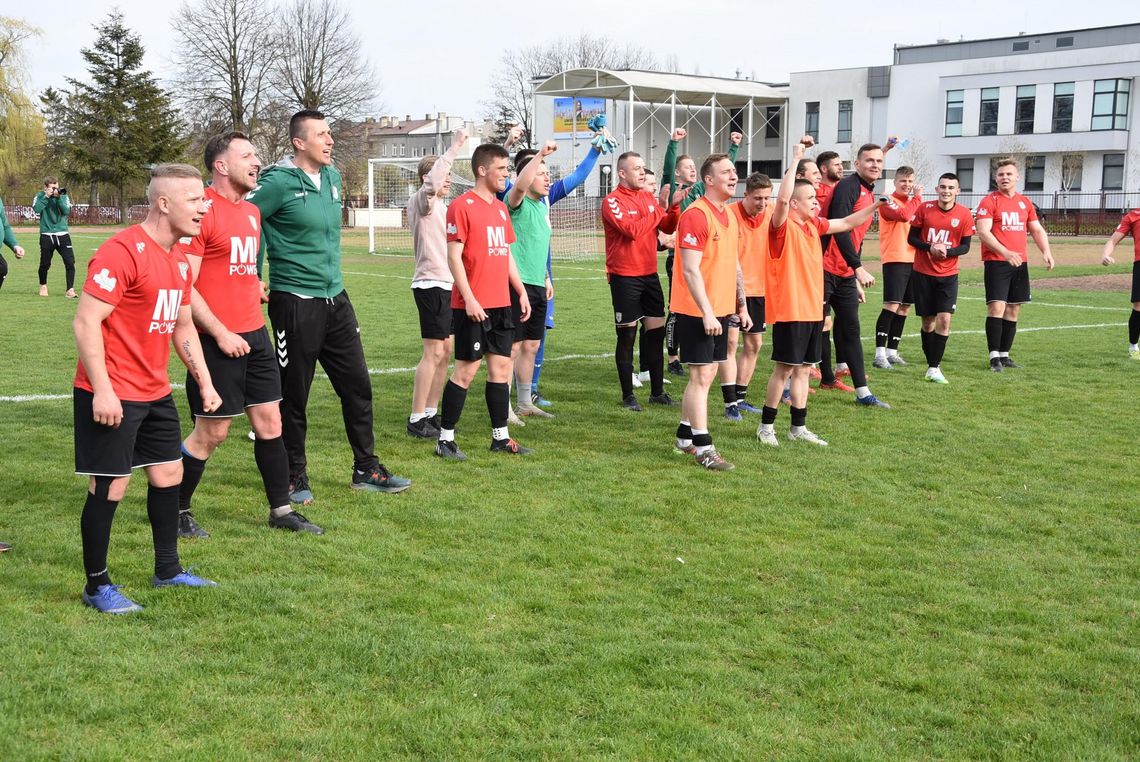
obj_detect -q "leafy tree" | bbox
[0,17,46,190]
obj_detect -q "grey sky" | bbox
[12,1,1136,124]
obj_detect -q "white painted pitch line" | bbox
[344,270,411,280]
[957,296,1128,312]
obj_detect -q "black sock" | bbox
[665,313,678,356]
[736,384,748,402]
[921,330,933,365]
[985,316,1003,353]
[874,309,893,348]
[889,313,907,351]
[721,383,737,406]
[820,330,835,383]
[615,325,637,398]
[81,489,119,595]
[637,323,647,373]
[485,380,510,433]
[1000,319,1017,353]
[147,484,183,581]
[440,379,467,431]
[692,431,713,448]
[1129,309,1140,344]
[676,422,692,440]
[930,333,949,367]
[790,406,807,428]
[254,436,291,510]
[641,325,666,396]
[178,445,207,513]
[761,405,778,425]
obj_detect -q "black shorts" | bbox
[771,321,823,366]
[823,271,859,313]
[674,314,730,365]
[412,286,452,340]
[453,306,514,361]
[188,328,282,417]
[74,390,182,477]
[1131,260,1140,303]
[984,261,1031,305]
[511,283,547,342]
[609,273,665,325]
[912,272,959,316]
[882,262,914,305]
[745,296,767,334]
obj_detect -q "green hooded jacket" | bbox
[32,191,71,234]
[0,197,19,252]
[247,158,345,298]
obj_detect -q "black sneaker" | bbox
[289,473,315,505]
[428,414,442,430]
[268,510,324,534]
[622,394,643,412]
[0,541,11,553]
[667,359,685,376]
[648,393,677,406]
[989,358,1004,373]
[1000,356,1022,368]
[351,464,412,493]
[407,417,440,438]
[435,439,467,461]
[178,511,209,539]
[490,438,534,455]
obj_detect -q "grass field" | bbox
[0,229,1137,759]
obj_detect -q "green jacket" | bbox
[0,197,19,252]
[247,159,345,298]
[33,191,70,234]
[660,139,740,212]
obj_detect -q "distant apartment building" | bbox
[361,113,496,160]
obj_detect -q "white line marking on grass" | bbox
[957,296,1128,312]
[344,270,411,280]
[905,322,1123,338]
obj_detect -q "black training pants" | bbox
[267,290,377,476]
[39,233,75,289]
[826,274,868,388]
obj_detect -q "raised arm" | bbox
[550,138,602,204]
[827,196,884,235]
[771,137,812,230]
[419,128,468,215]
[508,140,557,210]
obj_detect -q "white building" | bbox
[787,23,1140,206]
[360,113,495,160]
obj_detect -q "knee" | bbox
[91,475,129,502]
[149,461,183,489]
[249,406,282,439]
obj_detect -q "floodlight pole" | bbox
[367,159,375,254]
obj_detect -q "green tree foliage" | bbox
[0,17,46,190]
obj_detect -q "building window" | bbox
[805,102,819,142]
[945,90,964,137]
[1056,36,1073,48]
[1102,153,1125,190]
[1012,41,1029,52]
[400,145,405,157]
[1015,85,1036,134]
[837,100,852,143]
[1092,79,1130,131]
[765,105,781,139]
[1052,82,1074,133]
[1024,155,1045,191]
[956,158,974,192]
[979,87,999,136]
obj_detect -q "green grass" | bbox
[1,230,1137,759]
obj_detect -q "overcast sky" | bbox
[12,1,1137,123]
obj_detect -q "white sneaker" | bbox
[637,370,650,384]
[508,408,526,427]
[888,353,907,366]
[756,426,779,447]
[631,373,643,388]
[872,356,893,370]
[787,427,828,446]
[925,367,949,384]
[517,403,554,418]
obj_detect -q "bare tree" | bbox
[483,33,657,147]
[271,0,379,121]
[897,138,933,187]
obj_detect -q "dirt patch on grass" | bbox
[1039,274,1131,292]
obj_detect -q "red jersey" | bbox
[602,184,677,277]
[823,175,874,277]
[878,191,923,264]
[672,198,740,317]
[911,202,975,277]
[1113,209,1140,261]
[75,225,192,402]
[975,191,1038,262]
[732,202,770,297]
[183,185,265,333]
[446,190,516,310]
[816,181,836,217]
[766,215,829,324]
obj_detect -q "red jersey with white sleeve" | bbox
[1113,209,1140,261]
[446,190,516,310]
[183,185,265,333]
[911,202,975,277]
[602,184,678,277]
[74,225,192,402]
[975,191,1037,262]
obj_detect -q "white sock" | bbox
[887,349,900,359]
[492,425,509,441]
[875,346,887,360]
[759,423,774,434]
[1130,343,1139,351]
[999,351,1009,358]
[425,407,437,417]
[989,350,1000,359]
[790,424,805,435]
[517,382,532,407]
[439,428,455,442]
[409,412,428,423]
[836,362,849,372]
[855,385,871,398]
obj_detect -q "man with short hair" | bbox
[248,109,410,502]
[873,166,924,369]
[435,142,534,460]
[907,173,974,384]
[671,153,751,470]
[406,128,468,439]
[0,193,26,292]
[175,132,322,539]
[33,176,76,298]
[601,151,678,410]
[1100,206,1140,358]
[729,172,773,414]
[73,163,221,614]
[974,159,1055,371]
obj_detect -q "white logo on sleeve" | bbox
[94,268,117,292]
[248,215,259,232]
[499,209,507,221]
[682,233,698,247]
[178,262,189,281]
[136,242,146,254]
[606,197,623,220]
[446,223,457,235]
[332,186,339,201]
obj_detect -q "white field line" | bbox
[0,324,1123,404]
[346,270,604,283]
[957,296,1128,312]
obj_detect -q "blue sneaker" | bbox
[288,473,314,505]
[83,584,143,614]
[724,405,743,422]
[780,389,792,405]
[531,391,553,408]
[855,393,891,409]
[352,464,412,493]
[736,400,762,414]
[153,569,219,588]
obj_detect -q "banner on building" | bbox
[553,97,607,139]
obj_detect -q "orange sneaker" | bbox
[819,380,855,392]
